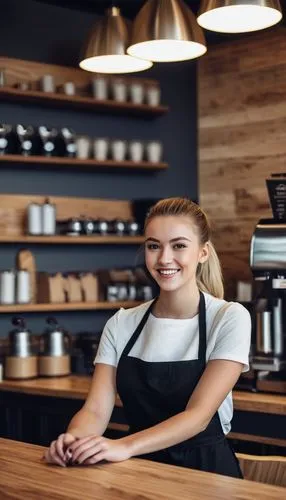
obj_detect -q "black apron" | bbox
[116,292,242,478]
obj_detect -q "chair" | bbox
[236,453,286,487]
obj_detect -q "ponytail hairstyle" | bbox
[144,197,224,299]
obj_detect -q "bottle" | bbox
[27,202,42,235]
[42,198,56,235]
[16,270,31,304]
[0,270,15,304]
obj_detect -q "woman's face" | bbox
[145,215,209,293]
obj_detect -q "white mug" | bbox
[129,140,144,162]
[146,141,163,163]
[112,79,127,102]
[93,138,109,161]
[76,136,90,159]
[92,76,108,100]
[111,140,127,162]
[146,85,161,106]
[62,81,75,96]
[130,83,144,104]
[40,74,55,93]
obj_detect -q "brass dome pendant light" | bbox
[127,0,207,63]
[79,6,153,74]
[197,0,282,34]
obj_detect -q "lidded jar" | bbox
[8,316,33,357]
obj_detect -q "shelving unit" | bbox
[0,235,145,244]
[0,155,168,171]
[0,57,166,321]
[0,57,169,118]
[0,87,168,117]
[0,301,141,314]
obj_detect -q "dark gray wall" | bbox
[0,0,198,337]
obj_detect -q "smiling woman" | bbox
[44,197,251,480]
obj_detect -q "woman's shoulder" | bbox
[204,292,251,325]
[106,300,154,331]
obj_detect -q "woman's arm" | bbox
[71,359,243,465]
[43,363,116,466]
[67,363,117,438]
[122,359,243,456]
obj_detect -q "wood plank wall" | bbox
[198,27,286,299]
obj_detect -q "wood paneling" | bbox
[0,194,133,236]
[198,27,286,298]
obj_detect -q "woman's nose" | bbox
[158,246,173,264]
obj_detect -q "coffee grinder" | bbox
[249,174,286,393]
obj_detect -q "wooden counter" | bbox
[0,438,284,500]
[0,375,285,415]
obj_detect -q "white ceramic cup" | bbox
[63,81,75,96]
[93,138,109,161]
[146,141,163,163]
[112,80,127,102]
[111,139,127,162]
[130,83,145,104]
[40,74,55,93]
[92,76,108,100]
[146,85,161,106]
[76,136,90,159]
[129,140,144,162]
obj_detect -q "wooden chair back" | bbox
[236,453,286,487]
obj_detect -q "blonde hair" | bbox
[144,197,224,299]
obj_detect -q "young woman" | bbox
[44,197,251,478]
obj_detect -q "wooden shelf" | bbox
[0,154,167,171]
[0,87,169,118]
[0,301,141,313]
[0,235,145,244]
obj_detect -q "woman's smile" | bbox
[156,268,181,279]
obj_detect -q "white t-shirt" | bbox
[94,292,251,435]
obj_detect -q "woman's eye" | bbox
[146,243,159,250]
[173,243,187,249]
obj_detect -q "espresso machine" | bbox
[250,216,286,393]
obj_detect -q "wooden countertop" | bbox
[0,438,284,500]
[0,375,285,415]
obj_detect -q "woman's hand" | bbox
[68,435,131,465]
[43,432,77,467]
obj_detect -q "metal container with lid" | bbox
[38,317,71,377]
[9,316,33,357]
[5,316,37,379]
[40,316,70,357]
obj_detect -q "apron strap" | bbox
[120,298,158,359]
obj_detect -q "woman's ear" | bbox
[199,242,210,264]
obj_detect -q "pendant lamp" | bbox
[127,0,207,63]
[79,7,153,74]
[197,0,282,34]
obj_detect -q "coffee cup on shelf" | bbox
[110,139,127,162]
[76,135,91,159]
[145,140,163,163]
[111,77,127,102]
[128,140,144,162]
[91,75,109,100]
[129,81,144,105]
[146,82,161,106]
[40,74,55,93]
[93,137,109,161]
[61,81,76,96]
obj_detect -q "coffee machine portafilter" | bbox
[250,219,286,393]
